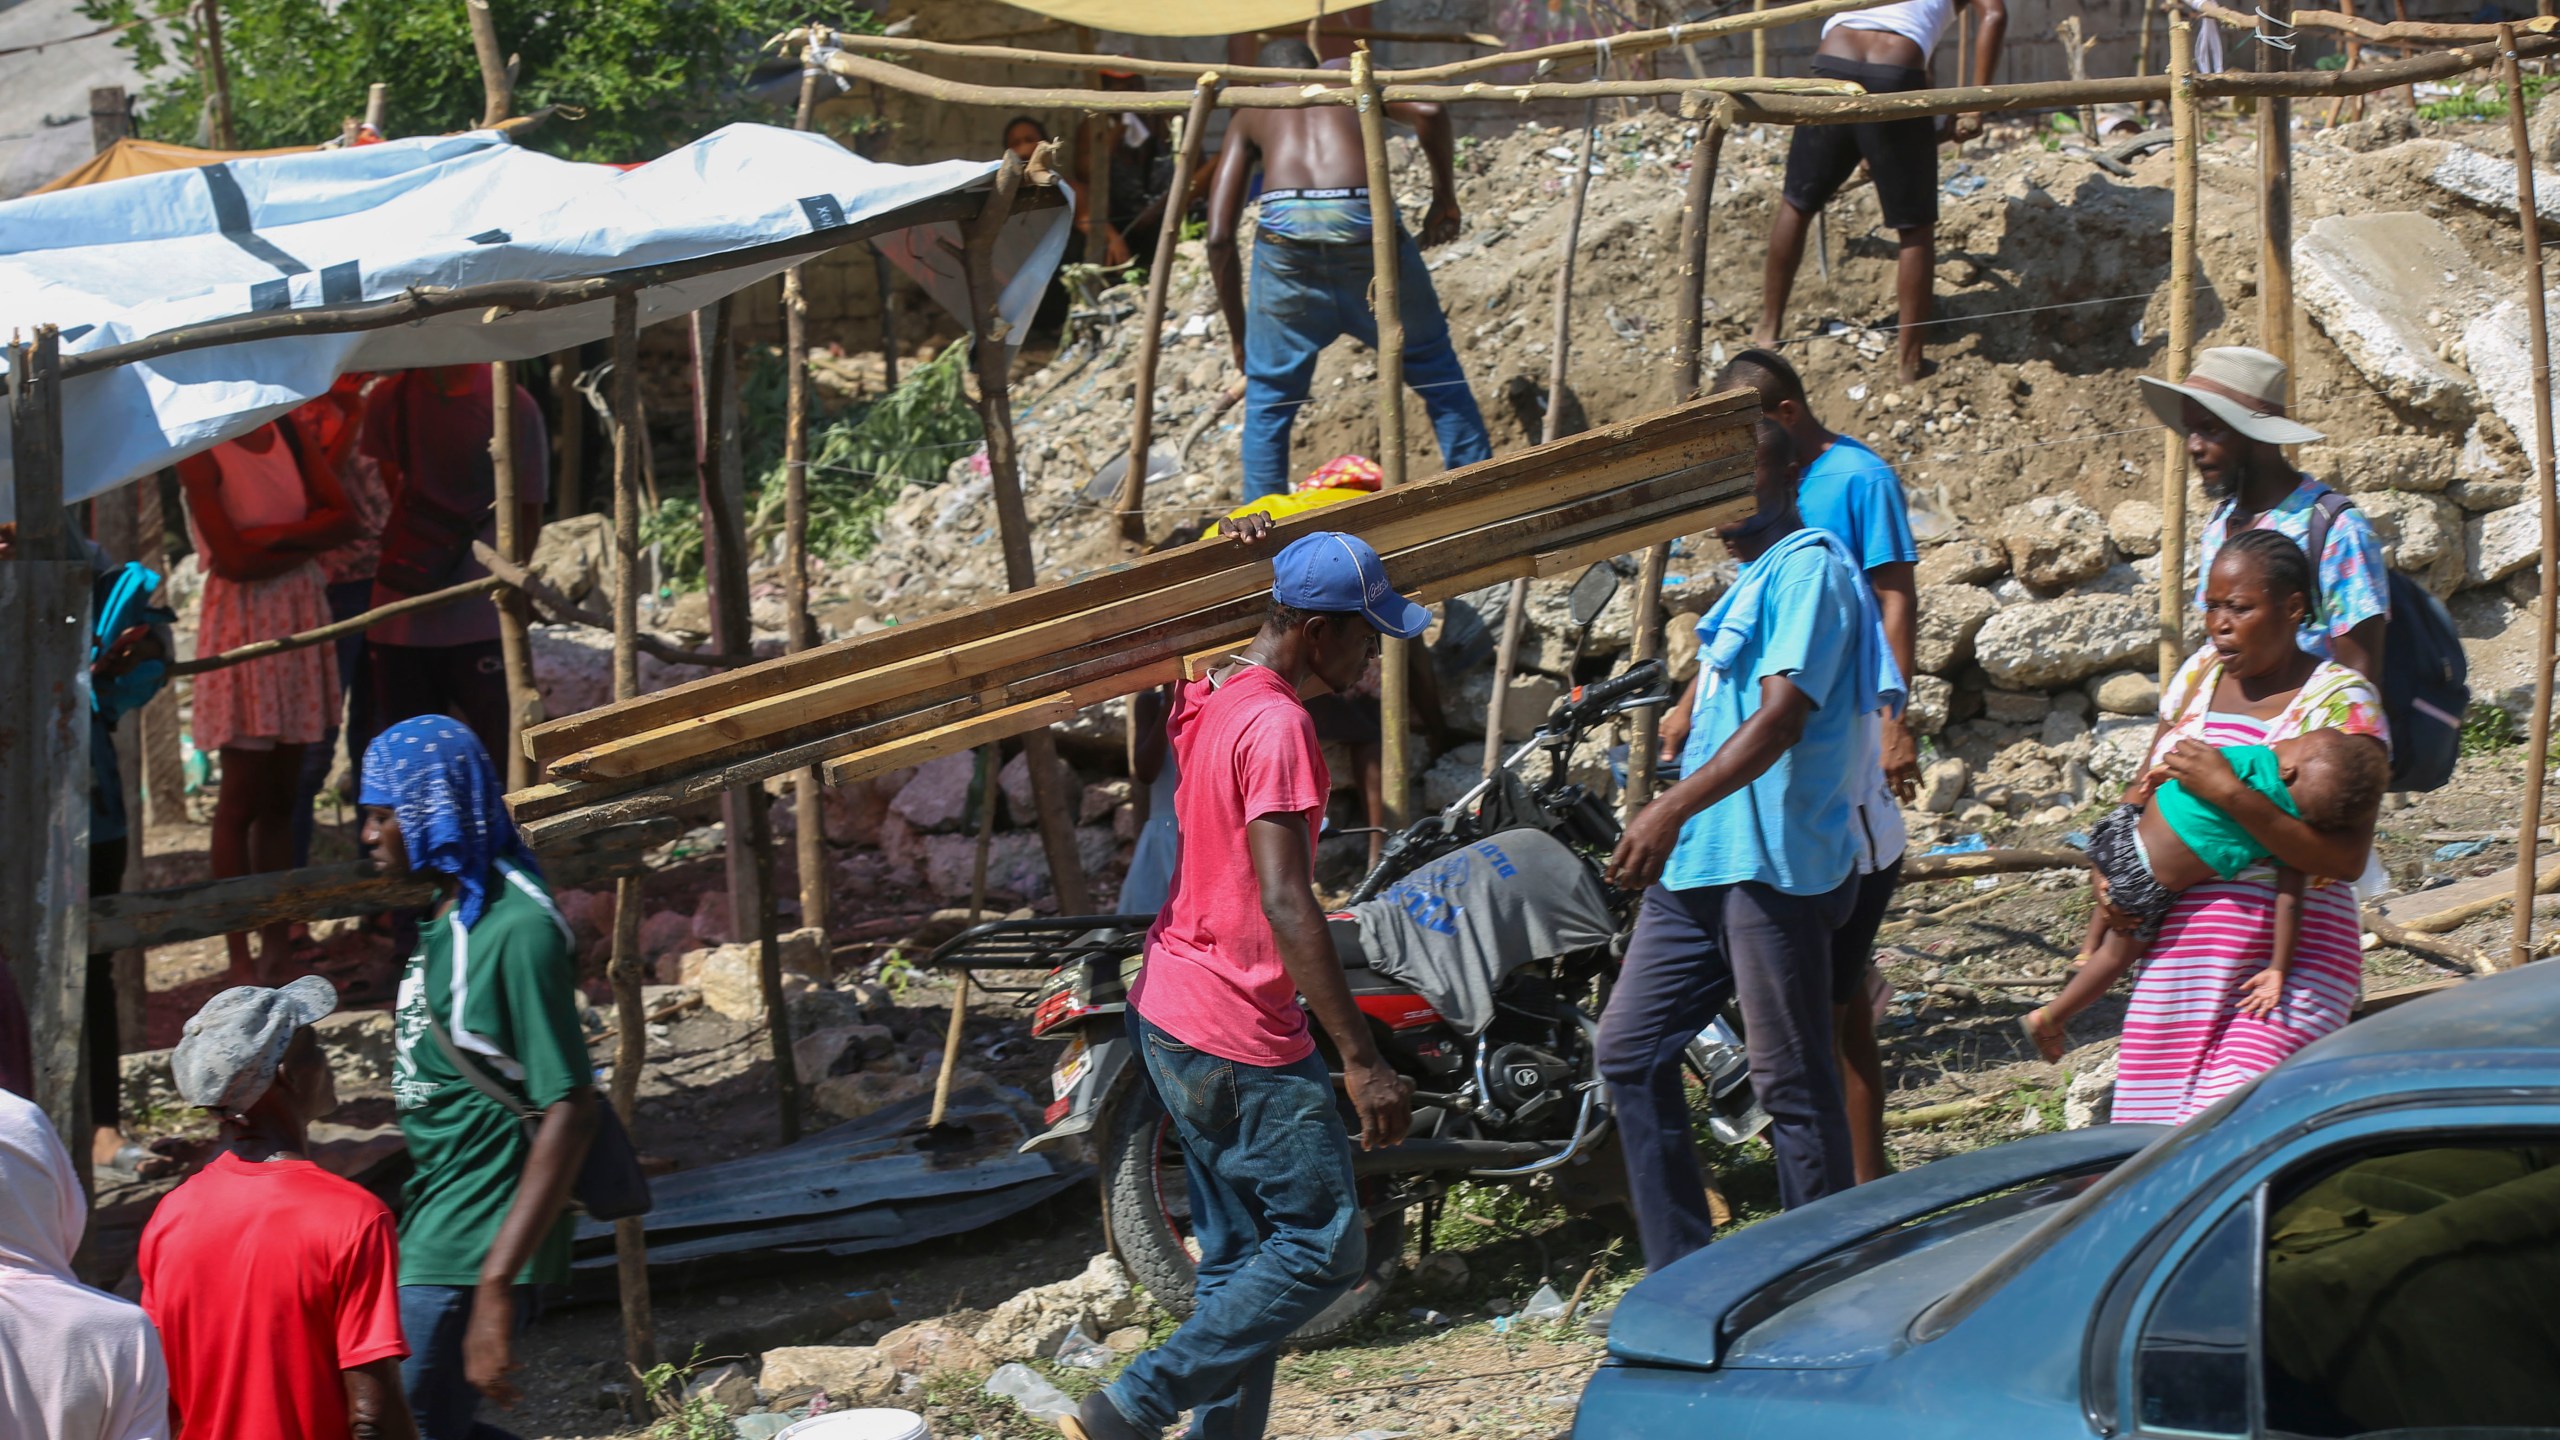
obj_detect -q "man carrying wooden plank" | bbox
[1597,418,1905,1270]
[1206,40,1491,502]
[1070,527,1417,1440]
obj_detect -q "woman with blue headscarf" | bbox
[358,715,596,1437]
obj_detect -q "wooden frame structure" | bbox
[7,1,2560,1388]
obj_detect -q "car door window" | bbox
[2261,1138,2560,1437]
[2134,1202,2253,1436]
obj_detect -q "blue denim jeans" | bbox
[399,1284,533,1440]
[1241,229,1493,501]
[1106,1010,1365,1440]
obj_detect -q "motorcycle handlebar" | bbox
[1565,659,1664,717]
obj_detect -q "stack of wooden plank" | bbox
[507,391,1757,844]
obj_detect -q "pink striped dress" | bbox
[2110,651,2389,1126]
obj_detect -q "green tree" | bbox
[76,0,869,162]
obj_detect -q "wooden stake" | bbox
[927,744,1000,1131]
[2257,1,2296,393]
[548,351,584,519]
[2505,23,2558,971]
[1753,0,1769,77]
[786,35,832,948]
[1635,110,1727,813]
[1117,76,1221,547]
[2139,0,2155,79]
[602,290,655,1372]
[964,148,1095,916]
[1484,101,1598,778]
[1353,49,1416,829]
[363,82,387,134]
[199,0,235,149]
[465,0,512,127]
[2060,15,2097,142]
[2159,17,2200,684]
[491,365,541,790]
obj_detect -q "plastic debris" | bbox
[1926,833,1989,856]
[1055,1323,1114,1370]
[1944,167,1988,196]
[986,1364,1076,1422]
[1520,1283,1571,1322]
[2433,838,2492,862]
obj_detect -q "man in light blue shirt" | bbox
[1707,349,1918,1188]
[1597,417,1903,1270]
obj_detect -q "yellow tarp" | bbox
[995,0,1333,38]
[33,136,316,194]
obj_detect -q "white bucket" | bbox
[778,1409,931,1440]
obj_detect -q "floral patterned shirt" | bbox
[2194,474,2390,660]
[2147,645,2390,776]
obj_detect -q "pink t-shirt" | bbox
[1131,663,1331,1066]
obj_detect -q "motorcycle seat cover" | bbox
[1346,829,1618,1034]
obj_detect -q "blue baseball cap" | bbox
[1270,531,1431,640]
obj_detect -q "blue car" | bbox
[1575,962,2560,1439]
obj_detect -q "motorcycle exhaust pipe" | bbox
[1352,1138,1560,1176]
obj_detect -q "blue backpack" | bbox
[91,561,175,725]
[2303,486,2468,793]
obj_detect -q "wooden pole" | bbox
[465,0,512,127]
[690,299,801,1141]
[2060,15,2097,142]
[1353,49,1416,830]
[199,0,235,149]
[786,37,832,948]
[1483,101,1598,779]
[2504,22,2558,971]
[363,82,387,135]
[491,365,541,791]
[1753,0,1769,76]
[3,327,93,1158]
[1634,109,1727,813]
[1116,76,1221,547]
[963,148,1096,916]
[2159,17,2200,684]
[2257,1,2296,397]
[2139,0,2156,79]
[548,351,584,519]
[601,291,655,1373]
[926,744,999,1131]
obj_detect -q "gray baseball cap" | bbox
[172,976,339,1114]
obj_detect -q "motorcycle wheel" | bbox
[1101,1083,1405,1345]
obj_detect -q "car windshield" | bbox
[1911,1081,2262,1343]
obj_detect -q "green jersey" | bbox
[391,861,590,1287]
[2151,744,2303,880]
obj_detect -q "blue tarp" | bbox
[0,123,1071,508]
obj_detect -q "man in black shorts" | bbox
[1756,0,2007,383]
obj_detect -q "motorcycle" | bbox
[925,565,1767,1339]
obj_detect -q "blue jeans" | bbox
[1241,230,1492,501]
[1106,1010,1365,1440]
[1596,879,1859,1271]
[400,1284,533,1440]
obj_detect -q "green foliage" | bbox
[875,949,917,1001]
[2462,701,2518,757]
[637,1353,730,1440]
[2414,75,2558,123]
[642,338,982,591]
[76,0,874,161]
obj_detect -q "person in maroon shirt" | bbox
[141,978,416,1440]
[1071,526,1416,1440]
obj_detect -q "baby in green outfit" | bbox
[2020,728,2388,1061]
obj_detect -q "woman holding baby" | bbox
[2024,524,2390,1125]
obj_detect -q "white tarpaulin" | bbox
[0,123,1071,508]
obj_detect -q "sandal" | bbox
[2018,1008,2067,1064]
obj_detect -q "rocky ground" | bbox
[111,89,2560,1440]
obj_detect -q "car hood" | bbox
[1717,1202,2055,1368]
[1608,1126,2162,1372]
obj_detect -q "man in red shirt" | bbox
[140,978,416,1440]
[1071,529,1417,1440]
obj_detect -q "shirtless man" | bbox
[1206,39,1492,501]
[1756,0,2007,382]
